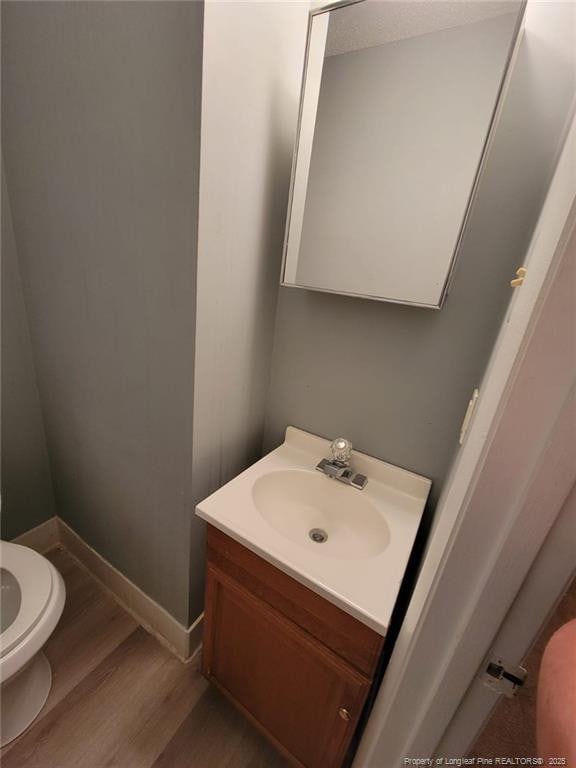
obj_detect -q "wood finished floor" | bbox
[1,548,288,768]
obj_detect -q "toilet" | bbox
[0,541,65,747]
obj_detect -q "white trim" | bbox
[9,517,203,663]
[11,516,60,554]
[57,519,203,662]
[355,110,576,766]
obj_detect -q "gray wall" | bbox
[264,1,576,506]
[190,0,308,618]
[296,14,518,306]
[2,168,56,539]
[2,1,203,624]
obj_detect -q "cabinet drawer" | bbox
[207,526,384,678]
[203,564,370,768]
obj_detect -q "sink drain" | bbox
[309,528,328,544]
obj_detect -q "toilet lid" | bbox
[0,542,53,658]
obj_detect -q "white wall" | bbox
[191,0,309,616]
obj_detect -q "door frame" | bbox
[437,477,576,756]
[354,109,576,766]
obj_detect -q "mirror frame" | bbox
[280,0,527,309]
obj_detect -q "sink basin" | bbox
[196,426,431,634]
[252,469,390,559]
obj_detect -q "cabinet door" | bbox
[203,565,370,768]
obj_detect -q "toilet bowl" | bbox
[0,541,65,746]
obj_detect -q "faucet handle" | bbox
[330,437,352,464]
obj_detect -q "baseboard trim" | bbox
[187,612,205,663]
[10,516,203,662]
[11,516,60,554]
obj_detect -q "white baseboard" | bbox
[10,516,203,662]
[11,516,60,554]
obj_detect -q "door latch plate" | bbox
[482,658,527,698]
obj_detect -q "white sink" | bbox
[252,469,390,559]
[196,427,431,635]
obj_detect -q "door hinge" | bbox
[459,388,479,445]
[482,658,527,698]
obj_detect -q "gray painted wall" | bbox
[191,0,308,619]
[2,169,56,539]
[264,1,576,506]
[295,14,517,306]
[2,1,203,623]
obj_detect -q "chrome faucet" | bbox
[316,438,368,490]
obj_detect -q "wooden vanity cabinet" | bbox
[202,526,385,768]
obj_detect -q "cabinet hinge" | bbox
[482,658,527,698]
[459,388,479,445]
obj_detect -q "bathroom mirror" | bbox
[281,0,525,308]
